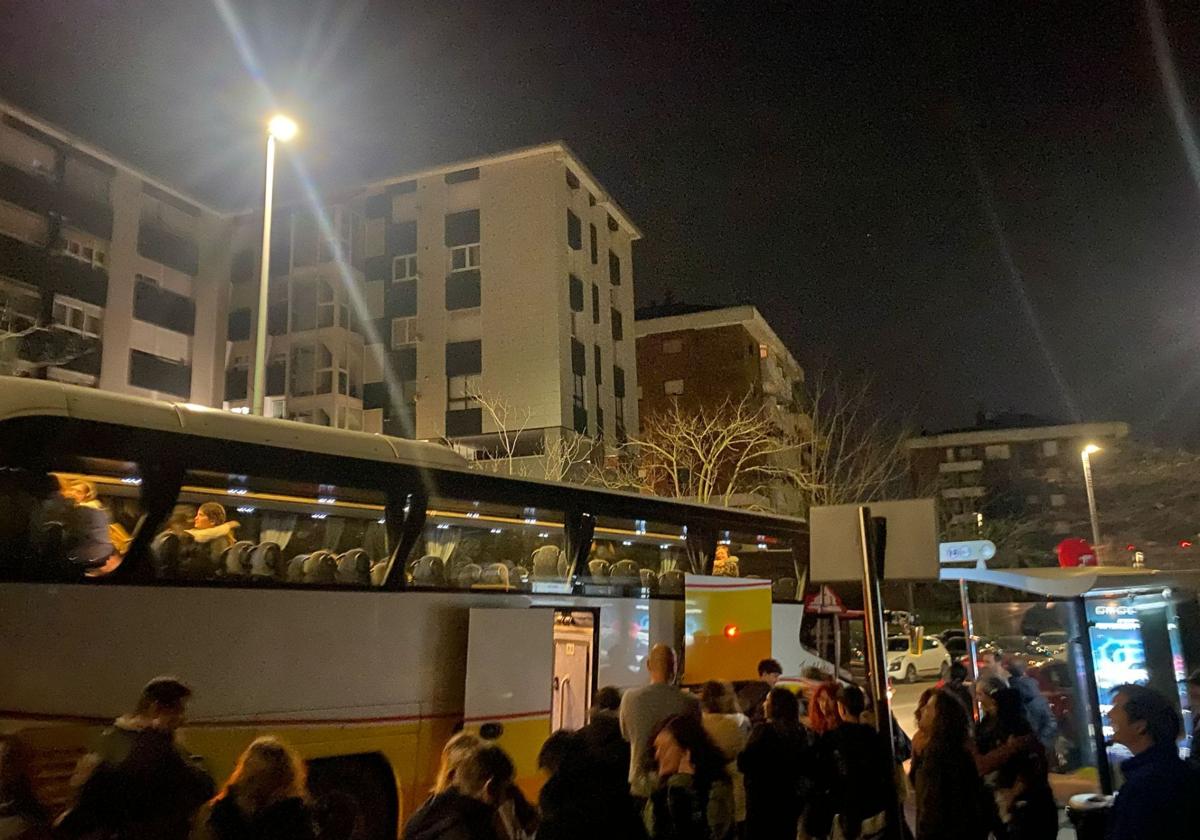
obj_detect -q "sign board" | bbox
[805,584,846,614]
[809,498,939,582]
[939,540,996,569]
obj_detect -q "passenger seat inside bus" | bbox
[410,555,445,587]
[302,550,337,584]
[658,569,685,595]
[336,549,371,585]
[249,542,282,581]
[218,541,254,578]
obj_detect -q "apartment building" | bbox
[0,102,232,403]
[223,142,641,457]
[906,413,1130,536]
[634,303,808,511]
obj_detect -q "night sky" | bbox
[3,1,1200,441]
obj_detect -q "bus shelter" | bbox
[945,564,1200,794]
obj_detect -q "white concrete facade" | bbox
[0,102,232,404]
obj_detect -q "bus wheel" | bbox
[308,754,398,840]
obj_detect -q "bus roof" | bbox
[0,378,468,471]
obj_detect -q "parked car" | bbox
[887,635,951,683]
[993,634,1052,669]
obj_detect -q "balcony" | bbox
[134,278,195,334]
[138,222,199,276]
[0,233,107,307]
[129,350,191,398]
[0,161,113,239]
[18,330,101,375]
[445,408,482,438]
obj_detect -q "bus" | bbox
[0,379,810,838]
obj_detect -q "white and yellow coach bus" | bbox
[0,380,810,838]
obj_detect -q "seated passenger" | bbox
[62,479,116,569]
[712,544,740,577]
[186,503,238,551]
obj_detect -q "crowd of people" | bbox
[4,655,1200,840]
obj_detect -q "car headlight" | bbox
[889,660,901,671]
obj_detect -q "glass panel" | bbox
[713,528,799,601]
[408,498,565,591]
[590,514,693,596]
[158,470,389,586]
[0,455,144,581]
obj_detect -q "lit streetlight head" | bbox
[1083,444,1101,456]
[267,114,298,142]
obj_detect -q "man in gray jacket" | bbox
[619,644,701,796]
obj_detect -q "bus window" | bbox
[161,470,388,586]
[0,457,144,582]
[712,528,800,601]
[590,515,694,596]
[411,498,565,590]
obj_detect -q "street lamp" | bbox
[251,114,299,416]
[1081,444,1103,553]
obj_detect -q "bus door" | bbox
[552,610,596,731]
[464,607,555,795]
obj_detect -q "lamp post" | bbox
[251,114,298,416]
[1081,444,1102,553]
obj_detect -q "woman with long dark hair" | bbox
[739,688,812,840]
[189,737,315,840]
[644,714,734,840]
[914,691,989,840]
[978,688,1057,840]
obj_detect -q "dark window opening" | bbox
[589,224,598,264]
[608,251,621,286]
[444,168,480,184]
[227,308,251,342]
[565,169,580,190]
[611,309,623,341]
[446,270,481,310]
[566,210,582,250]
[591,283,600,324]
[568,274,584,312]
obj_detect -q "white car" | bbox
[887,635,951,683]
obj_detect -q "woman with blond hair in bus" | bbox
[190,737,315,840]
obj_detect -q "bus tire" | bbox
[307,753,398,840]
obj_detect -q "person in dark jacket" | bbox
[915,690,989,840]
[1003,660,1056,754]
[808,685,895,840]
[975,688,1056,840]
[537,730,646,840]
[56,676,214,840]
[189,737,315,840]
[739,688,811,840]
[61,479,115,568]
[1105,683,1200,840]
[736,659,783,724]
[403,745,514,840]
[577,686,631,788]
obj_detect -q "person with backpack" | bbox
[56,677,215,840]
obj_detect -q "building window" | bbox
[227,308,251,342]
[445,167,479,184]
[611,309,624,341]
[52,295,102,339]
[393,254,418,282]
[0,277,40,333]
[62,234,106,268]
[392,317,418,349]
[589,223,598,264]
[291,280,344,331]
[446,340,482,411]
[607,213,618,232]
[569,274,584,313]
[567,210,582,250]
[591,283,600,324]
[565,168,580,190]
[664,379,684,396]
[289,342,341,397]
[129,350,190,398]
[573,372,585,409]
[608,250,621,285]
[1042,440,1059,457]
[957,447,974,458]
[449,243,480,272]
[662,338,683,355]
[613,364,626,439]
[759,343,769,359]
[446,272,481,310]
[594,346,602,385]
[984,444,1010,460]
[1050,494,1066,508]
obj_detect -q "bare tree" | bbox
[791,372,913,512]
[457,389,593,482]
[592,395,794,508]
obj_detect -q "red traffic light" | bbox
[1125,544,1137,552]
[1180,540,1193,549]
[723,624,739,638]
